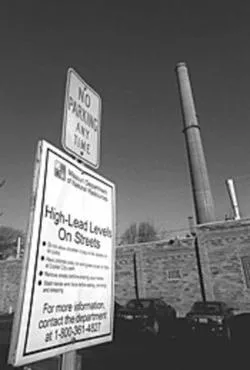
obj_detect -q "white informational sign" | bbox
[9,140,115,366]
[62,68,101,168]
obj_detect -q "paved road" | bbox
[1,320,248,370]
[80,337,237,370]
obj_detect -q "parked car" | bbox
[186,301,235,339]
[114,301,123,315]
[117,298,176,337]
[0,312,14,333]
[229,312,250,344]
[113,301,123,339]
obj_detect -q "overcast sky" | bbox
[1,1,250,236]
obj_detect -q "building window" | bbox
[167,269,182,281]
[240,256,250,288]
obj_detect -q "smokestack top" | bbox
[175,62,188,70]
[225,178,241,220]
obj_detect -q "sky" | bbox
[1,0,250,238]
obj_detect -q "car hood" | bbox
[119,307,149,316]
[187,312,223,320]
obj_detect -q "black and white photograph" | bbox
[1,1,250,369]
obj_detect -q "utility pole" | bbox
[133,252,139,300]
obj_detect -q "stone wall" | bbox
[115,238,205,316]
[0,259,22,313]
[116,219,250,316]
[197,219,250,313]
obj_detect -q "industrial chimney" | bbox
[225,178,241,220]
[175,62,215,225]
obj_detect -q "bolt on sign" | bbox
[8,140,115,367]
[62,68,101,168]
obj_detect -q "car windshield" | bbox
[126,300,152,309]
[192,302,221,314]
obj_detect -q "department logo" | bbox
[54,160,66,181]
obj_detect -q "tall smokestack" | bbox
[175,62,215,225]
[225,178,241,220]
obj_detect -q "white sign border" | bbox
[61,68,102,169]
[8,140,115,367]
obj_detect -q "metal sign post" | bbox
[61,67,103,370]
[61,350,81,370]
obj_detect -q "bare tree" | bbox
[119,222,158,245]
[0,226,25,260]
[137,222,158,243]
[119,223,137,245]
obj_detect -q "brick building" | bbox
[115,219,250,316]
